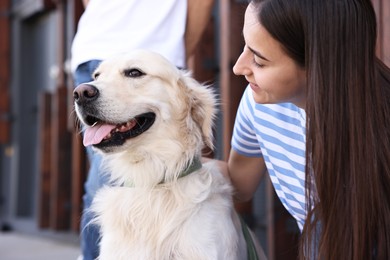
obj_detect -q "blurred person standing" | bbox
[71,1,214,259]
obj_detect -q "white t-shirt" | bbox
[71,0,187,72]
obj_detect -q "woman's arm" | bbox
[227,149,267,202]
[207,149,266,202]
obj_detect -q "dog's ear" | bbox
[178,72,217,150]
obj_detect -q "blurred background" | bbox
[0,0,389,259]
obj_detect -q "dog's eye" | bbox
[94,72,100,80]
[124,68,145,78]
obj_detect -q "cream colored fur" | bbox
[74,50,266,260]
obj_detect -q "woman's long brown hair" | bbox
[251,0,390,258]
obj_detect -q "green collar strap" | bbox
[179,157,202,179]
[124,157,202,187]
[239,216,260,260]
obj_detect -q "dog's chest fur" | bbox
[92,166,242,260]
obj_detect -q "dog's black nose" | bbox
[73,84,99,104]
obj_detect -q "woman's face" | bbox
[233,3,306,108]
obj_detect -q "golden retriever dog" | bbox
[73,50,266,260]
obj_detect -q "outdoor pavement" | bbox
[0,231,81,260]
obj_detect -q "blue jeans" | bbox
[74,60,107,260]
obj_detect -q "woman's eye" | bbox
[253,60,265,68]
[124,68,145,78]
[252,58,265,68]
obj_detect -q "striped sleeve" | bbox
[231,87,263,157]
[231,86,308,230]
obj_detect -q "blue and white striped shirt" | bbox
[232,87,307,230]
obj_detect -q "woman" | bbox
[228,0,390,258]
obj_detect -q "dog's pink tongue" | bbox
[83,123,116,146]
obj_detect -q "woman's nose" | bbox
[233,50,250,76]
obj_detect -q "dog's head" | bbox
[74,50,217,159]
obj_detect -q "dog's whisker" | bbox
[70,109,84,135]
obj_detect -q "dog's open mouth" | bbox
[82,112,156,149]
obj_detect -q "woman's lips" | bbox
[249,82,260,90]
